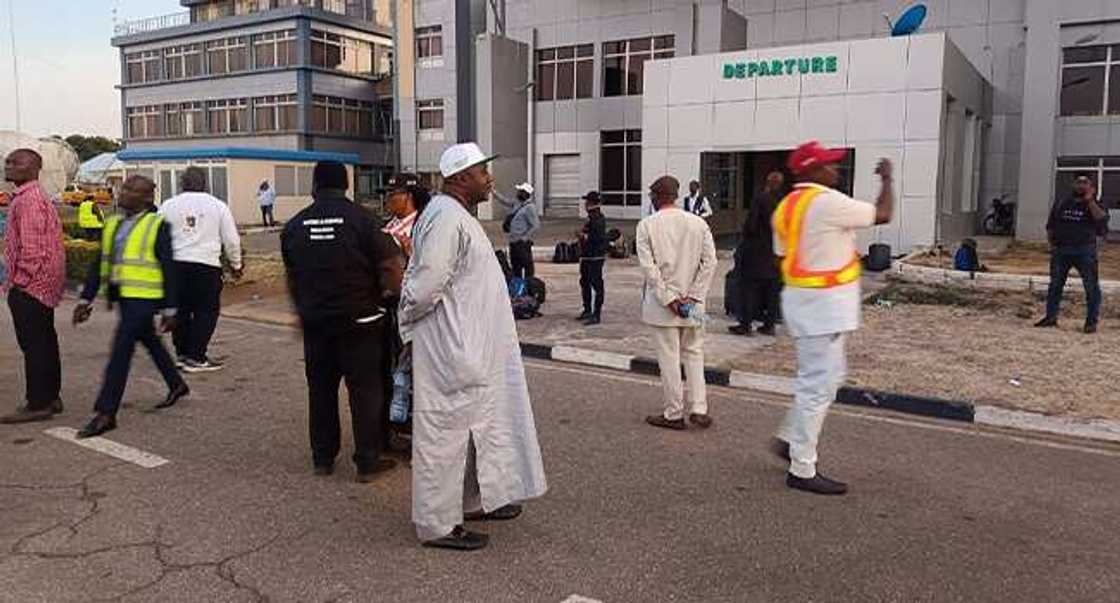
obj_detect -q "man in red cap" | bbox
[770,141,893,495]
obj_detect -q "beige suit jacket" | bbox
[636,207,718,327]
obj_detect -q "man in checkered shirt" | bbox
[2,149,66,424]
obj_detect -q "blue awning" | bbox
[117,147,361,164]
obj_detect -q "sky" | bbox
[0,0,181,139]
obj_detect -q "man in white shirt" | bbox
[770,141,893,496]
[682,180,714,219]
[158,167,243,373]
[257,181,276,227]
[637,176,718,431]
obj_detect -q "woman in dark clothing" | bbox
[730,171,786,336]
[578,192,608,325]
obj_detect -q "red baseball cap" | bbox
[787,141,848,176]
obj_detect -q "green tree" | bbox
[61,135,122,162]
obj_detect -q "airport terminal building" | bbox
[396,0,1120,251]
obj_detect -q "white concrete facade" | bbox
[644,33,990,253]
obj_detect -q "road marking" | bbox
[975,405,1120,443]
[552,345,633,370]
[44,427,170,468]
[524,359,1120,458]
[562,596,602,603]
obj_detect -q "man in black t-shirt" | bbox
[1035,175,1109,333]
[281,161,404,480]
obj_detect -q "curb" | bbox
[519,342,1120,444]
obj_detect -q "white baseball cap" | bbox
[514,182,534,195]
[439,142,498,178]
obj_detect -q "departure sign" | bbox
[722,55,839,79]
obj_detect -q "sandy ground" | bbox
[908,240,1120,281]
[737,283,1120,420]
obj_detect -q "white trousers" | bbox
[652,326,708,420]
[777,332,848,479]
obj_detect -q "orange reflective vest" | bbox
[772,186,862,289]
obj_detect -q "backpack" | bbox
[527,276,547,305]
[553,241,580,263]
[954,245,981,272]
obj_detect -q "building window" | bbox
[603,35,674,97]
[311,95,374,136]
[311,30,376,75]
[126,105,162,139]
[254,30,296,69]
[206,37,249,75]
[275,165,315,196]
[377,98,394,139]
[191,1,235,23]
[1056,156,1120,209]
[536,44,594,101]
[253,94,299,132]
[164,44,202,80]
[600,130,642,206]
[125,50,161,83]
[1060,44,1120,116]
[234,0,269,15]
[206,98,249,134]
[164,102,205,137]
[320,0,346,14]
[417,99,444,130]
[416,25,443,59]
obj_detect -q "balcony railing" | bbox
[114,12,192,37]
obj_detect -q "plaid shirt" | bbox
[4,181,66,308]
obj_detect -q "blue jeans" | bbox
[1045,245,1101,325]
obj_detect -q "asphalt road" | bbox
[1,305,1118,602]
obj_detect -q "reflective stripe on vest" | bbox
[78,201,103,229]
[99,213,165,300]
[773,186,862,289]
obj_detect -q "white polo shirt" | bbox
[773,183,876,338]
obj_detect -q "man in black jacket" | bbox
[1035,175,1110,333]
[72,175,190,438]
[578,192,608,325]
[730,171,785,336]
[282,161,404,481]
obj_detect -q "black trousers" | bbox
[737,278,781,328]
[510,240,535,280]
[260,205,274,227]
[580,258,606,316]
[94,300,184,416]
[8,288,61,409]
[303,320,389,471]
[172,262,223,362]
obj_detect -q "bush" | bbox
[64,238,100,283]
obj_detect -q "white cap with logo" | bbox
[514,182,534,195]
[439,142,499,178]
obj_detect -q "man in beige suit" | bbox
[637,176,718,431]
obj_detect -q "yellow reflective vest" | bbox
[99,212,165,300]
[772,186,862,289]
[78,200,104,229]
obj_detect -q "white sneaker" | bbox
[182,358,224,373]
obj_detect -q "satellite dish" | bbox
[890,4,927,37]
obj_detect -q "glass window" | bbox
[1055,156,1120,210]
[417,25,443,59]
[275,165,297,196]
[417,99,444,130]
[1059,44,1120,116]
[600,129,642,206]
[536,44,594,101]
[210,167,229,202]
[126,105,161,139]
[603,36,674,97]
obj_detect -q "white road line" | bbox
[44,427,170,468]
[562,596,603,603]
[524,359,1120,458]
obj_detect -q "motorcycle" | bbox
[982,195,1016,236]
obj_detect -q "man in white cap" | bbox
[494,181,540,279]
[399,142,548,551]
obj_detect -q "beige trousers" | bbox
[651,326,708,420]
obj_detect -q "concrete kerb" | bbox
[892,260,1120,295]
[519,342,1120,444]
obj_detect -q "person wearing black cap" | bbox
[577,191,608,324]
[281,161,404,482]
[383,172,429,261]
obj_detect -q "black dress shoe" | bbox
[757,324,776,336]
[645,415,686,430]
[582,315,602,326]
[688,413,713,429]
[577,310,593,320]
[1084,322,1098,334]
[1034,317,1058,328]
[786,472,848,495]
[464,504,523,522]
[77,414,117,439]
[355,458,398,483]
[0,405,56,424]
[155,383,190,409]
[313,464,335,476]
[728,324,753,336]
[423,525,489,551]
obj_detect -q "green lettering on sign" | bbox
[721,55,840,80]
